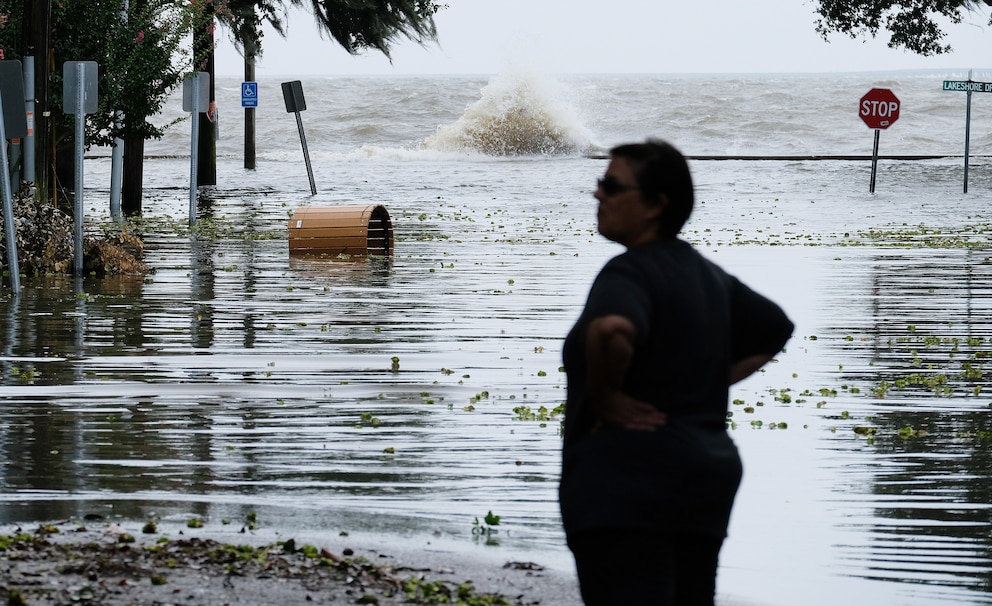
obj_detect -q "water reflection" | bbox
[0,188,571,552]
[822,248,992,598]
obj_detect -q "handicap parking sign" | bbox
[241,82,258,107]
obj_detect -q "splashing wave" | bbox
[423,71,598,156]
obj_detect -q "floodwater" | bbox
[3,71,992,605]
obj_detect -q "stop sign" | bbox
[860,88,900,129]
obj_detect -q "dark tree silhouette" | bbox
[814,0,992,55]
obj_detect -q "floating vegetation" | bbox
[857,224,992,248]
[511,404,563,422]
[358,412,382,428]
[471,511,501,541]
[897,426,929,439]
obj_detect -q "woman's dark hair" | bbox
[610,139,694,238]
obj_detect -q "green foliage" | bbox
[53,0,196,146]
[813,0,992,55]
[472,510,501,542]
[0,0,198,149]
[290,0,443,58]
[403,577,511,605]
[7,588,26,606]
[0,0,447,153]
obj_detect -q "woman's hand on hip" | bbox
[597,392,667,431]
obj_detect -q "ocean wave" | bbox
[422,70,599,156]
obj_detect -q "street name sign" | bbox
[943,80,992,93]
[942,75,990,193]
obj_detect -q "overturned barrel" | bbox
[288,204,394,257]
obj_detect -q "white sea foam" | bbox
[421,70,599,156]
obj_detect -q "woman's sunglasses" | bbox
[597,177,639,196]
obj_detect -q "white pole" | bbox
[189,75,201,227]
[109,0,128,222]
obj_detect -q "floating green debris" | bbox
[870,381,890,398]
[512,404,563,421]
[897,426,929,439]
[359,412,382,427]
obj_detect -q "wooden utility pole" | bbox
[193,11,216,186]
[245,51,255,170]
[24,0,52,201]
[121,136,144,216]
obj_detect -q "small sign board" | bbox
[0,61,27,139]
[62,61,98,115]
[242,81,258,107]
[281,81,306,113]
[182,72,210,113]
[943,80,992,93]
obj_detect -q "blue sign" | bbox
[241,81,258,107]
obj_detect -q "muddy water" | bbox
[3,154,992,605]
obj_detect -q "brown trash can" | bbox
[288,204,394,257]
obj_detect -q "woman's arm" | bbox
[585,315,667,431]
[730,353,775,384]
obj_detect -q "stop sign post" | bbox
[860,88,901,192]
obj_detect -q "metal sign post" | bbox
[0,60,27,295]
[62,61,98,279]
[870,129,880,194]
[183,72,210,226]
[281,80,317,196]
[859,88,901,193]
[0,88,17,295]
[941,71,992,193]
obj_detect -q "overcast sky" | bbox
[213,1,992,77]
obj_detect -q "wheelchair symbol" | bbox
[241,82,258,107]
